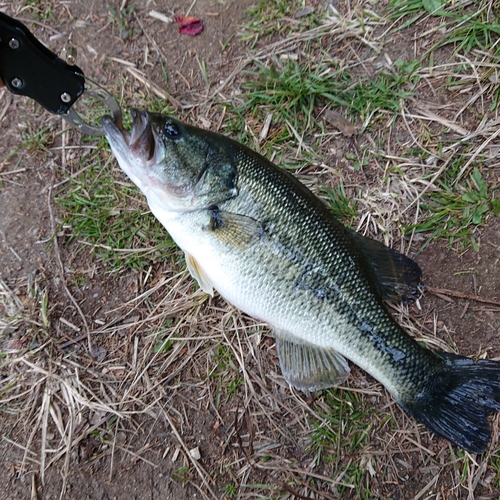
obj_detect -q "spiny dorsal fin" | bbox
[274,330,350,392]
[206,207,263,249]
[185,252,214,296]
[350,230,422,304]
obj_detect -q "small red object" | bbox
[174,15,203,36]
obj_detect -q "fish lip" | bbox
[129,109,156,162]
[102,114,129,144]
[102,109,156,163]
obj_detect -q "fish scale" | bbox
[103,109,500,454]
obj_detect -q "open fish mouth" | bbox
[128,109,156,161]
[102,108,156,163]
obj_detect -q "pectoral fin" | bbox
[274,330,350,392]
[185,252,214,296]
[206,207,263,249]
[350,230,422,304]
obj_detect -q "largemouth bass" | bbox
[103,110,500,454]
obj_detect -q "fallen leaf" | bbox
[322,109,359,137]
[174,15,203,36]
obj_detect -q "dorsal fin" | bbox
[350,230,422,304]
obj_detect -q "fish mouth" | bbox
[102,108,156,163]
[128,109,156,161]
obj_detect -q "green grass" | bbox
[56,145,178,270]
[210,344,243,408]
[491,455,500,488]
[223,481,237,498]
[407,167,499,251]
[107,2,141,40]
[324,181,359,226]
[172,465,191,484]
[237,58,420,141]
[388,0,500,56]
[308,389,374,498]
[242,0,323,47]
[377,0,500,248]
[22,0,57,21]
[388,0,500,108]
[20,125,55,157]
[153,337,174,354]
[220,56,421,183]
[309,389,372,460]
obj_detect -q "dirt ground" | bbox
[1,1,500,499]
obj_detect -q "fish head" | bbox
[103,109,238,211]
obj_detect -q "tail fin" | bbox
[399,352,500,454]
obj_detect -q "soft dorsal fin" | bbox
[274,330,350,392]
[350,230,422,304]
[185,252,214,296]
[205,207,263,249]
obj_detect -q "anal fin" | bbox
[274,330,350,392]
[185,252,214,296]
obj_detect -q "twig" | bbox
[125,66,181,109]
[426,286,500,306]
[149,10,173,24]
[411,106,469,136]
[277,481,322,500]
[185,0,197,17]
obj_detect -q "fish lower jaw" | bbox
[147,194,197,222]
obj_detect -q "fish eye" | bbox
[164,121,180,138]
